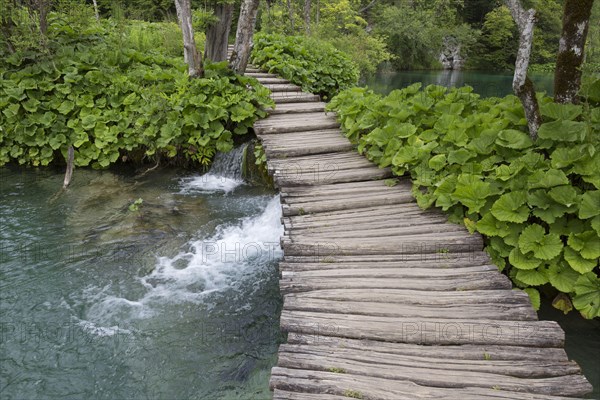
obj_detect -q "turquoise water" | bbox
[0,166,282,399]
[364,69,555,97]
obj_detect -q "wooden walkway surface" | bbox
[243,60,593,399]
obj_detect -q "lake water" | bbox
[0,161,283,399]
[364,69,555,97]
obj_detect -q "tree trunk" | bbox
[287,0,295,32]
[554,0,595,104]
[315,0,319,25]
[62,145,74,189]
[304,0,311,34]
[175,0,203,77]
[229,0,260,74]
[505,0,542,140]
[205,3,234,62]
[92,0,100,21]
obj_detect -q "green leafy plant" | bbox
[0,15,273,170]
[329,81,600,319]
[251,33,359,100]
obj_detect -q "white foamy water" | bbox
[84,195,283,324]
[179,174,245,194]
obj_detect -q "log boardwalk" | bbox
[242,59,594,399]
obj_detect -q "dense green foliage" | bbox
[0,9,273,169]
[329,83,600,318]
[251,33,359,100]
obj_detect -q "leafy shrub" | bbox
[329,82,600,319]
[0,16,273,169]
[251,33,359,100]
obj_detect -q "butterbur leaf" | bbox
[528,169,569,189]
[548,262,580,293]
[451,174,491,214]
[428,154,446,171]
[447,148,474,165]
[496,129,533,149]
[523,288,541,311]
[537,120,586,142]
[475,213,508,237]
[579,191,600,219]
[567,231,600,260]
[552,293,573,314]
[564,247,597,274]
[573,273,600,319]
[516,267,549,286]
[591,216,600,236]
[540,102,583,121]
[518,224,563,260]
[491,191,529,223]
[57,100,75,115]
[548,186,578,207]
[509,247,542,270]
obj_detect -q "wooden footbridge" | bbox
[243,60,593,399]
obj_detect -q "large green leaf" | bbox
[495,129,533,149]
[516,267,549,286]
[523,288,541,311]
[491,191,529,223]
[476,213,510,237]
[564,247,597,274]
[548,185,578,207]
[527,169,569,189]
[509,247,542,270]
[568,231,600,260]
[537,120,586,142]
[518,224,563,260]
[547,262,581,293]
[451,174,491,214]
[540,103,583,121]
[573,273,600,319]
[579,191,600,219]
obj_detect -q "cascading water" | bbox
[180,144,248,194]
[0,156,283,399]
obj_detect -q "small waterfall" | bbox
[208,144,247,179]
[179,144,248,194]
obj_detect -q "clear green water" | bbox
[364,69,555,97]
[0,166,282,399]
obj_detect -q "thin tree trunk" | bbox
[554,0,595,104]
[287,0,295,33]
[62,145,74,189]
[205,3,234,62]
[304,0,311,34]
[229,0,260,74]
[175,0,203,77]
[505,0,542,140]
[174,0,187,63]
[315,0,319,25]
[92,0,100,21]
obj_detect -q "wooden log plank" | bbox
[256,119,340,134]
[279,272,512,293]
[286,288,532,306]
[282,295,536,320]
[280,178,410,194]
[278,257,495,272]
[269,102,327,115]
[264,143,354,158]
[245,72,278,78]
[278,344,578,378]
[282,251,493,264]
[282,236,484,258]
[272,93,321,103]
[282,193,414,216]
[257,77,290,84]
[286,335,571,362]
[275,167,392,187]
[270,368,589,399]
[263,84,303,92]
[273,390,348,400]
[279,311,565,347]
[275,351,587,396]
[285,224,469,239]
